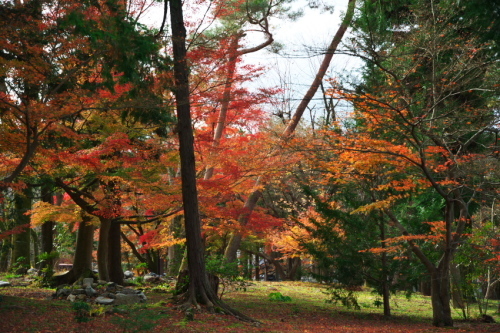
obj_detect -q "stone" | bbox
[124,270,134,279]
[0,281,11,287]
[105,282,117,292]
[85,286,97,297]
[143,274,162,283]
[113,293,145,305]
[137,291,147,302]
[67,294,76,302]
[82,278,94,288]
[56,288,71,297]
[27,268,39,276]
[119,288,140,295]
[101,292,116,299]
[95,296,114,305]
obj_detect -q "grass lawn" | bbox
[1,277,500,332]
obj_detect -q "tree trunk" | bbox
[254,253,260,281]
[282,0,357,137]
[39,188,58,272]
[97,218,111,281]
[204,35,240,180]
[287,257,301,281]
[431,268,453,327]
[10,188,31,273]
[53,212,95,285]
[107,221,123,284]
[379,213,391,316]
[223,0,357,262]
[30,229,39,268]
[450,263,465,309]
[169,0,256,322]
[0,235,11,272]
[223,189,261,262]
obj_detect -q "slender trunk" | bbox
[283,0,356,137]
[254,253,260,281]
[204,35,240,180]
[450,263,465,309]
[223,187,261,262]
[223,0,357,262]
[167,245,177,276]
[30,229,38,268]
[379,214,391,316]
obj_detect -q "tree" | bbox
[167,0,257,322]
[223,0,357,263]
[324,0,500,326]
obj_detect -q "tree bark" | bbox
[282,0,357,137]
[97,218,111,281]
[53,212,95,285]
[204,35,241,180]
[39,188,58,272]
[379,213,391,316]
[107,221,124,284]
[169,0,257,322]
[385,208,456,326]
[10,188,32,273]
[431,268,453,327]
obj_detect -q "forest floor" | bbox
[1,277,500,332]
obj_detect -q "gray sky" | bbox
[242,0,360,124]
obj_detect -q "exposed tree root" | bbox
[173,279,260,325]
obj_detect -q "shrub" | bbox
[268,292,292,302]
[323,284,360,310]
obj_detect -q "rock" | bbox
[137,291,147,302]
[105,282,117,292]
[73,289,86,295]
[144,273,162,283]
[101,292,116,299]
[85,286,97,297]
[95,296,114,305]
[27,268,39,276]
[113,293,145,305]
[82,278,94,288]
[67,294,76,302]
[119,288,140,295]
[56,288,71,297]
[0,281,11,287]
[124,270,134,279]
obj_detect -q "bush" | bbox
[268,292,292,302]
[323,284,360,310]
[72,301,91,323]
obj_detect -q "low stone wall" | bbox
[54,278,147,305]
